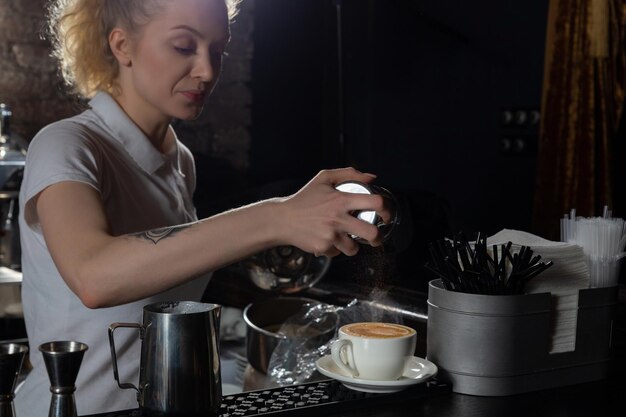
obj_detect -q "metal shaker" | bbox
[335,181,400,243]
[109,301,222,416]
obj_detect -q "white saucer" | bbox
[315,355,438,393]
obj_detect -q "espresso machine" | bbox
[0,104,26,345]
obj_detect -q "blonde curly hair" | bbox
[47,0,241,99]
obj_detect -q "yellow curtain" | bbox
[533,0,625,240]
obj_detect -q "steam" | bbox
[266,289,405,386]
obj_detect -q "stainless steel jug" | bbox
[108,301,222,416]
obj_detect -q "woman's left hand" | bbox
[273,167,392,258]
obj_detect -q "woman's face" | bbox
[120,0,230,122]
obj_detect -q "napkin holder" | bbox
[426,279,618,396]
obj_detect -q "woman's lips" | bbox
[181,91,206,103]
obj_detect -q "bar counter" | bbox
[83,374,626,417]
[80,270,626,417]
[365,377,626,417]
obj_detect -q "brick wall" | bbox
[0,0,76,142]
[0,0,253,171]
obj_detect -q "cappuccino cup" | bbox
[330,322,416,380]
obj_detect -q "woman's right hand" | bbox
[275,167,391,258]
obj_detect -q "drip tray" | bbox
[83,378,450,417]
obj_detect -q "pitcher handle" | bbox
[108,322,143,394]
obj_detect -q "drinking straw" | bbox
[561,206,626,287]
[425,232,553,295]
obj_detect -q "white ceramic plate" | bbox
[315,355,438,393]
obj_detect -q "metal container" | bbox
[335,181,400,243]
[240,181,400,294]
[39,341,88,417]
[109,301,222,415]
[0,343,28,417]
[426,279,617,396]
[241,247,331,294]
[243,297,337,374]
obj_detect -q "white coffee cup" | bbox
[330,322,417,380]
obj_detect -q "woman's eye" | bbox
[174,46,196,55]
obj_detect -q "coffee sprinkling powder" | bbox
[351,244,390,289]
[346,243,407,324]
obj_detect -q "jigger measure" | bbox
[39,341,88,417]
[0,343,28,417]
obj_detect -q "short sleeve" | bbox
[20,120,102,228]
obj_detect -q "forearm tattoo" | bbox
[131,224,192,244]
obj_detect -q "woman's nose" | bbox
[191,54,216,82]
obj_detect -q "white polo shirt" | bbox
[16,92,211,416]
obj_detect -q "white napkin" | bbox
[487,229,589,353]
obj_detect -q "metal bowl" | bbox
[241,246,331,294]
[242,297,337,374]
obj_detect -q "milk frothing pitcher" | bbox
[109,301,222,415]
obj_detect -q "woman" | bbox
[15,0,389,415]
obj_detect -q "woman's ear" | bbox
[109,28,132,67]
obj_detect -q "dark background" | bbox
[202,0,549,291]
[248,0,547,231]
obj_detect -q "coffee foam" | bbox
[342,322,414,338]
